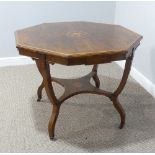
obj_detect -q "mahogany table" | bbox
[15,22,142,140]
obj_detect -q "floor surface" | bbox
[0,63,155,152]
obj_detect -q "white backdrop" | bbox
[115,1,155,85]
[0,1,115,57]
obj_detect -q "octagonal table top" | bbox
[15,22,142,65]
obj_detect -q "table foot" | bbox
[48,104,60,140]
[111,97,125,129]
[37,98,41,102]
[119,122,125,129]
[37,81,44,101]
[50,137,56,141]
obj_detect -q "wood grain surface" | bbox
[15,22,142,65]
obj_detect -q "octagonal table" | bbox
[15,22,142,140]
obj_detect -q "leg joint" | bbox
[109,93,118,101]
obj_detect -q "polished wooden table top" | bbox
[15,22,142,65]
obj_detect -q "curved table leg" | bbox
[92,64,100,88]
[110,53,134,129]
[48,104,60,140]
[111,97,125,129]
[37,81,44,101]
[35,55,60,140]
